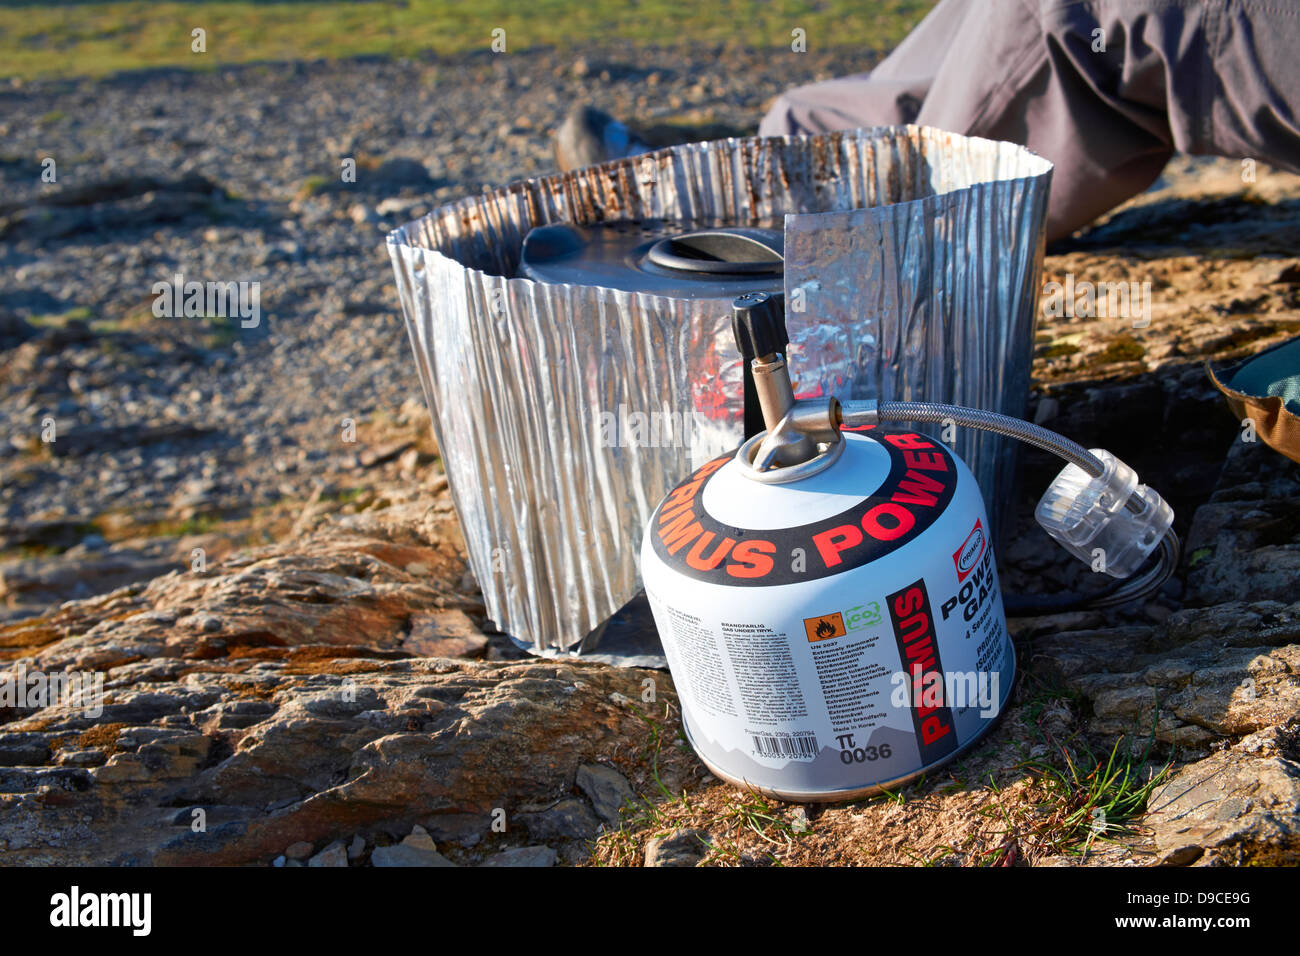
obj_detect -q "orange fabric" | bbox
[1207,361,1300,466]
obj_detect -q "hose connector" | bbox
[1034,449,1174,579]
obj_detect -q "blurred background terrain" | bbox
[0,1,931,79]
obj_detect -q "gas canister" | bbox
[641,419,1013,801]
[641,291,1178,801]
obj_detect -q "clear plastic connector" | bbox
[1034,449,1174,579]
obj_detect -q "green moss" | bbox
[296,174,330,198]
[138,513,221,538]
[1091,334,1145,365]
[28,306,93,328]
[1043,342,1081,360]
[200,312,240,349]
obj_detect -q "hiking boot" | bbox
[554,106,648,172]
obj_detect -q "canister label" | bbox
[649,433,958,585]
[641,431,1014,798]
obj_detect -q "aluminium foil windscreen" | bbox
[388,126,1052,654]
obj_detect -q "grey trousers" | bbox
[760,0,1300,240]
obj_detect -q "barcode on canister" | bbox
[751,733,819,760]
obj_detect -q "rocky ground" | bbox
[1,46,1299,866]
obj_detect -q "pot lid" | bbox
[519,221,784,299]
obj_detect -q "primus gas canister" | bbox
[642,293,1179,801]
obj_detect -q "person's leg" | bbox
[916,0,1179,241]
[758,0,972,136]
[1000,0,1299,239]
[1199,0,1300,173]
[761,0,1120,239]
[563,2,1299,233]
[763,0,1143,239]
[762,0,1300,240]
